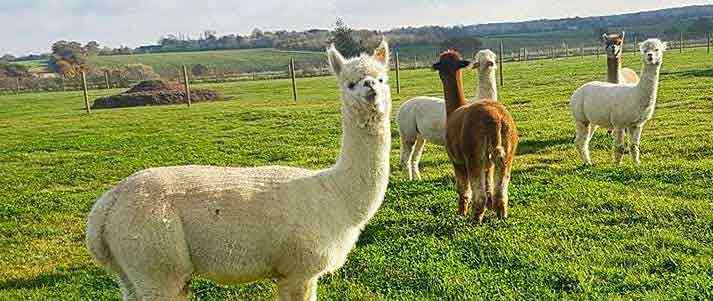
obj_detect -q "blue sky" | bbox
[0,0,708,56]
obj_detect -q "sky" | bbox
[0,0,709,56]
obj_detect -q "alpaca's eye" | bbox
[348,82,356,89]
[378,78,384,83]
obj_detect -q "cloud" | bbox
[0,0,708,55]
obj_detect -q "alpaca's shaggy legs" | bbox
[628,126,643,164]
[117,269,138,301]
[493,164,512,220]
[400,136,416,180]
[453,164,471,216]
[575,121,594,165]
[613,128,627,164]
[485,167,495,210]
[470,167,488,225]
[411,137,426,180]
[467,157,490,224]
[278,276,318,301]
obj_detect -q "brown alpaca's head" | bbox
[602,32,625,58]
[432,50,471,79]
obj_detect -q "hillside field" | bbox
[0,48,712,300]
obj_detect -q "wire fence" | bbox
[1,33,711,96]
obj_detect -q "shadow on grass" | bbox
[517,136,572,155]
[0,265,114,291]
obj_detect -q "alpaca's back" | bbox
[397,97,447,145]
[570,81,640,127]
[87,165,323,285]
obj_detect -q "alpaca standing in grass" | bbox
[397,49,498,180]
[570,39,666,165]
[603,32,639,85]
[434,50,518,224]
[85,40,393,301]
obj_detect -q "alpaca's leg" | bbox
[400,136,416,180]
[117,268,137,301]
[411,137,426,180]
[493,163,512,220]
[278,276,318,301]
[486,166,495,210]
[574,121,593,165]
[453,164,471,216]
[470,167,488,225]
[613,128,626,164]
[628,126,643,164]
[467,158,488,224]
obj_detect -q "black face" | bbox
[432,60,471,72]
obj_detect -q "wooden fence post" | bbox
[182,65,191,107]
[289,58,298,102]
[61,75,66,92]
[564,42,569,57]
[524,48,528,61]
[81,71,90,113]
[708,32,711,54]
[633,35,638,53]
[15,77,21,94]
[680,32,684,53]
[104,70,111,89]
[395,50,401,94]
[498,40,504,88]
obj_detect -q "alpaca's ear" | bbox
[602,33,608,42]
[373,39,390,68]
[327,44,346,76]
[458,60,471,69]
[432,62,441,71]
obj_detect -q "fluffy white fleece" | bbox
[570,39,666,165]
[86,40,393,301]
[397,49,498,180]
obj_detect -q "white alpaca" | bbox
[85,41,393,301]
[570,39,666,165]
[397,49,498,180]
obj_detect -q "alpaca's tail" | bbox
[490,121,508,167]
[85,190,118,270]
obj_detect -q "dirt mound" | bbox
[92,80,227,109]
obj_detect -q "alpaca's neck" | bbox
[607,56,623,83]
[330,106,391,224]
[442,70,468,117]
[636,63,661,107]
[477,68,497,100]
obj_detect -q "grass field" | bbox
[88,48,325,77]
[1,48,712,300]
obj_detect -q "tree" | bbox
[329,18,365,58]
[85,41,100,55]
[0,63,30,80]
[440,36,483,53]
[48,40,89,77]
[0,54,15,62]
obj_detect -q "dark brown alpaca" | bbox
[433,50,518,224]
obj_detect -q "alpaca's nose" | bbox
[364,79,375,89]
[647,53,654,59]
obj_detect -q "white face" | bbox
[339,65,390,114]
[640,40,666,65]
[474,50,496,70]
[327,41,391,115]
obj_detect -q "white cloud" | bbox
[0,0,708,55]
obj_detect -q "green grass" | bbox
[1,48,712,300]
[88,48,324,77]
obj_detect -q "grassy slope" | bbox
[88,48,324,76]
[0,49,712,300]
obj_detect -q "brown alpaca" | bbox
[603,32,639,85]
[433,50,518,224]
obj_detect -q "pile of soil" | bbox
[92,80,227,109]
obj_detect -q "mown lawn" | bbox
[1,48,712,300]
